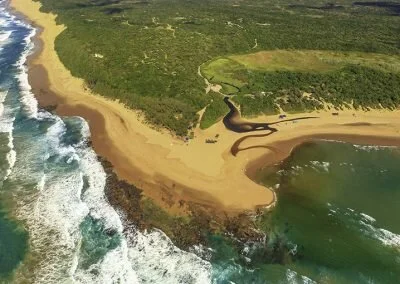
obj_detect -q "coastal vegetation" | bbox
[199,92,229,129]
[37,0,400,134]
[202,51,400,114]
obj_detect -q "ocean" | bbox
[227,141,400,283]
[0,2,211,283]
[2,1,400,283]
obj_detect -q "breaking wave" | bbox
[0,30,11,42]
[0,4,212,283]
[0,90,16,180]
[15,25,38,118]
[353,144,396,152]
[11,110,212,283]
[327,204,400,250]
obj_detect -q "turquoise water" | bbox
[0,206,27,280]
[211,141,400,283]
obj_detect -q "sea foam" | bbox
[3,5,213,283]
[0,30,11,42]
[330,205,400,250]
[353,144,396,152]
[286,269,316,284]
[74,119,211,283]
[310,160,330,172]
[15,25,38,118]
[0,90,16,180]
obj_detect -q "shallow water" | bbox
[275,141,400,283]
[211,141,400,283]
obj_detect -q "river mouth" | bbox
[222,97,278,133]
[222,97,318,156]
[222,97,318,134]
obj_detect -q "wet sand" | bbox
[10,0,400,214]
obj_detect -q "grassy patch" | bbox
[211,50,400,74]
[202,50,400,116]
[201,58,247,94]
[231,50,339,72]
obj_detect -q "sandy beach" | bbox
[10,0,400,214]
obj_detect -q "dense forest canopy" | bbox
[37,0,400,134]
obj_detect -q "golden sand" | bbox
[11,0,400,213]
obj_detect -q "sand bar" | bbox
[10,0,400,213]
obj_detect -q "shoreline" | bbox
[10,0,400,215]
